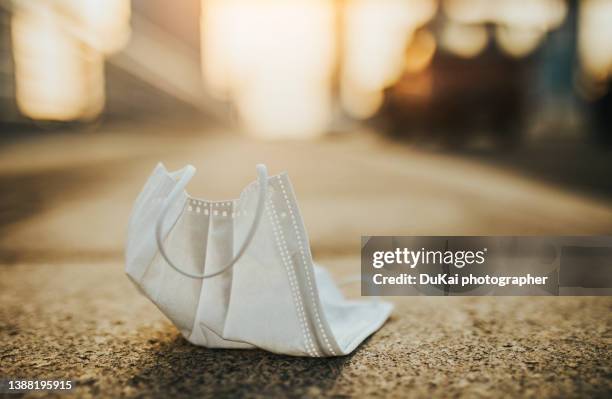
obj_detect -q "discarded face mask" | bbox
[125,163,392,357]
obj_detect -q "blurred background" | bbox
[1,2,612,397]
[1,0,611,141]
[1,0,611,260]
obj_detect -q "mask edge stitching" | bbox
[278,176,338,356]
[266,197,319,357]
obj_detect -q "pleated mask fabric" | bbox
[125,163,392,357]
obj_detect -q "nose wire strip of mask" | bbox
[155,164,269,279]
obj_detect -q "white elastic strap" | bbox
[155,164,268,279]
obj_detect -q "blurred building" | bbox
[0,0,209,132]
[0,0,610,146]
[382,0,611,147]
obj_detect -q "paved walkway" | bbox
[1,124,611,397]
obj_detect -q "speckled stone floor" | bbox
[1,125,611,398]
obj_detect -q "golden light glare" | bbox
[495,0,567,30]
[405,30,436,74]
[12,5,103,121]
[202,0,436,135]
[340,79,384,120]
[443,0,489,25]
[444,0,567,58]
[495,26,545,58]
[201,0,335,138]
[62,0,132,55]
[343,0,436,92]
[200,0,233,100]
[11,1,131,122]
[79,47,106,120]
[340,0,435,120]
[345,28,437,119]
[441,22,488,58]
[445,0,566,29]
[578,0,612,83]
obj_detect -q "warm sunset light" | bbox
[578,0,612,85]
[63,0,131,55]
[12,4,103,121]
[201,0,335,138]
[341,0,436,119]
[441,21,488,58]
[444,0,566,29]
[10,1,130,122]
[202,0,436,129]
[443,0,567,58]
[495,26,544,58]
[1,1,612,397]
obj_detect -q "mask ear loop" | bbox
[155,164,268,279]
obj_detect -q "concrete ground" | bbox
[1,123,611,398]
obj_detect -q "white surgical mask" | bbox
[125,163,392,357]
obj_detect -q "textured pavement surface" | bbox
[1,123,611,398]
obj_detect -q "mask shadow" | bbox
[128,334,356,397]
